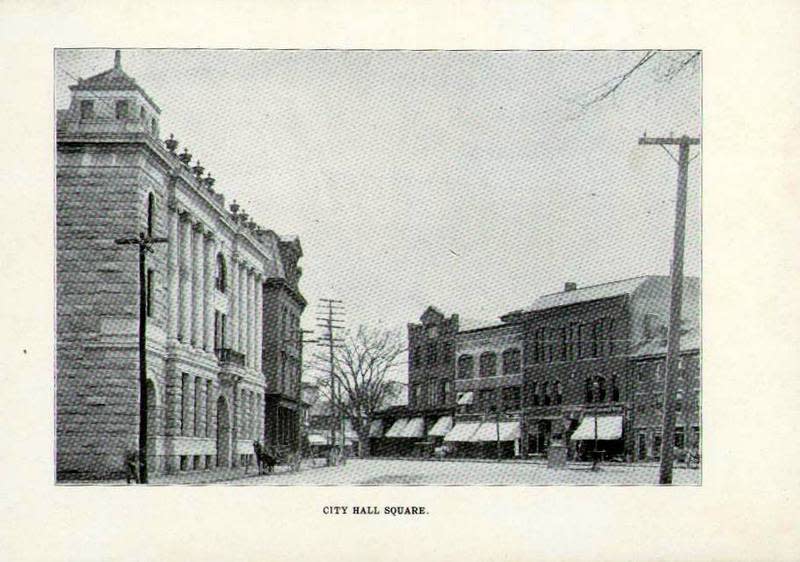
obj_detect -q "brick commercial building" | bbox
[56,51,304,480]
[399,307,458,455]
[448,322,523,459]
[506,276,700,461]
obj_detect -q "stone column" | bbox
[244,267,252,365]
[254,273,263,374]
[238,263,247,356]
[191,223,204,348]
[203,234,215,352]
[229,255,239,353]
[167,205,180,341]
[181,373,191,437]
[247,269,255,369]
[179,213,192,343]
[205,380,213,438]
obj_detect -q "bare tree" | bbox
[576,50,701,109]
[307,325,406,457]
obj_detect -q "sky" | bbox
[55,49,701,378]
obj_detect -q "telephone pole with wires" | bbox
[114,232,167,483]
[638,133,701,485]
[315,299,346,460]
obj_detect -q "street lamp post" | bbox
[115,232,167,483]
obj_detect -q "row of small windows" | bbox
[532,318,615,364]
[412,341,454,369]
[457,348,521,379]
[79,98,158,135]
[412,379,451,407]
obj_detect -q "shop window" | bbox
[479,352,497,377]
[457,355,473,379]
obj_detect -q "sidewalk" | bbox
[66,459,329,486]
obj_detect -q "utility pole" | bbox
[286,327,316,462]
[316,299,345,461]
[115,232,167,483]
[639,134,701,485]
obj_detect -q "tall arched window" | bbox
[596,376,606,402]
[457,355,474,379]
[215,253,227,292]
[479,352,497,378]
[611,375,620,402]
[147,192,155,237]
[585,377,594,403]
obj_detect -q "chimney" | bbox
[564,282,577,292]
[114,50,122,69]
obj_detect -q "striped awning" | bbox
[400,417,425,438]
[470,421,520,442]
[385,418,409,438]
[570,416,623,440]
[427,416,454,437]
[443,422,481,442]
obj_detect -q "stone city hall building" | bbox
[56,51,305,480]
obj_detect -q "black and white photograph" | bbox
[55,48,702,486]
[3,2,800,561]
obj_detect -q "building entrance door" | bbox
[216,396,230,467]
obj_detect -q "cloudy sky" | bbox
[56,49,701,358]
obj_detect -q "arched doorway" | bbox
[216,396,230,467]
[146,380,158,474]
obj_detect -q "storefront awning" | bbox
[443,422,481,442]
[385,418,409,438]
[369,419,384,438]
[457,391,474,405]
[470,421,521,442]
[400,417,425,438]
[570,416,623,440]
[427,416,453,437]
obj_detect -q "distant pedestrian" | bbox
[125,448,139,484]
